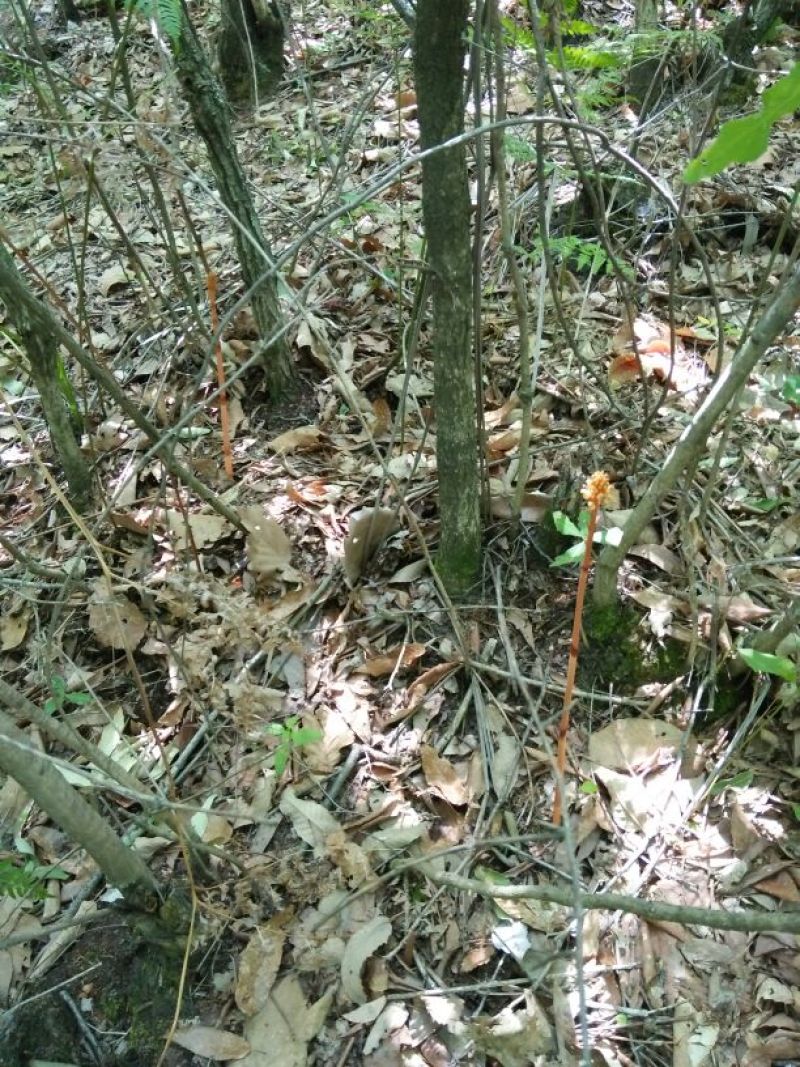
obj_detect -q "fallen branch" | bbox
[419,862,800,934]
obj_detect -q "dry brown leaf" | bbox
[628,543,683,575]
[588,719,684,772]
[235,922,287,1016]
[406,660,460,710]
[171,1024,250,1060]
[489,491,551,522]
[353,643,427,678]
[88,579,147,650]
[99,263,134,295]
[421,745,469,807]
[0,609,29,651]
[240,506,301,581]
[241,975,327,1067]
[343,508,399,584]
[279,788,340,856]
[267,425,322,454]
[341,915,392,1005]
[164,509,230,552]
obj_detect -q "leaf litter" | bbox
[0,1,799,1065]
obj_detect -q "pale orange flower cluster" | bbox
[581,470,613,510]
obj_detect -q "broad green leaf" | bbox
[684,113,770,182]
[739,647,797,683]
[782,374,800,406]
[552,511,584,538]
[684,64,800,183]
[551,542,586,567]
[760,62,800,124]
[579,779,598,795]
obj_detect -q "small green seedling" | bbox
[265,716,322,776]
[550,510,622,568]
[44,676,95,716]
[0,856,69,900]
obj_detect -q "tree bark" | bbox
[0,242,244,529]
[175,7,294,399]
[414,0,481,595]
[0,243,92,509]
[218,0,284,107]
[0,708,159,908]
[593,264,800,609]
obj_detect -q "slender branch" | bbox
[593,263,800,608]
[419,863,800,935]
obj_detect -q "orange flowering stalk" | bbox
[552,471,614,826]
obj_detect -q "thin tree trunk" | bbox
[0,709,159,908]
[0,243,92,509]
[218,0,284,107]
[414,0,481,595]
[175,7,294,399]
[593,264,800,609]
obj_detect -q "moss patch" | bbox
[580,602,688,690]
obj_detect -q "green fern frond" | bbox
[126,0,183,45]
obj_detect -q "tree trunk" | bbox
[174,7,294,399]
[218,0,284,107]
[414,0,481,596]
[0,243,92,509]
[0,708,159,909]
[593,264,800,609]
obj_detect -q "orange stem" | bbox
[552,503,598,826]
[207,272,234,480]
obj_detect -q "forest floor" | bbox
[1,0,799,1064]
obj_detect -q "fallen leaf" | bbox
[99,263,134,296]
[341,915,392,1004]
[421,745,469,807]
[88,579,147,650]
[588,718,684,772]
[235,922,287,1016]
[353,643,427,677]
[343,508,399,584]
[171,1024,250,1060]
[164,509,230,552]
[240,975,316,1067]
[240,506,302,581]
[267,426,322,454]
[279,788,340,856]
[0,609,29,651]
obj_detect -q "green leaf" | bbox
[739,647,797,683]
[551,542,586,567]
[579,779,598,795]
[67,691,94,707]
[289,728,322,747]
[748,497,781,513]
[273,745,289,776]
[759,62,800,124]
[708,768,753,796]
[793,803,800,822]
[552,511,584,538]
[684,113,770,183]
[684,64,800,183]
[782,374,800,406]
